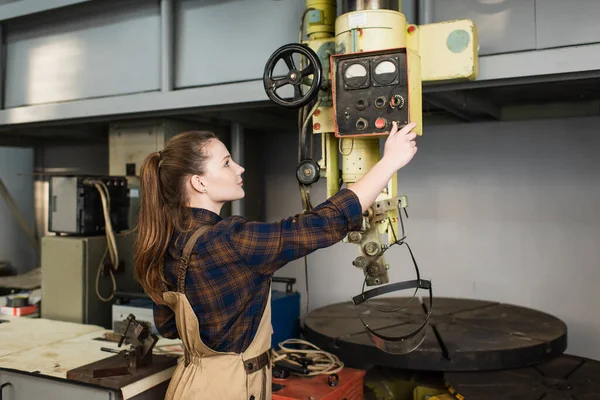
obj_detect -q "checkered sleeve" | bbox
[153,302,179,339]
[228,188,363,275]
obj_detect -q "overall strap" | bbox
[176,225,211,294]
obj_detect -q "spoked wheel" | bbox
[263,43,322,109]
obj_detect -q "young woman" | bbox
[134,121,418,399]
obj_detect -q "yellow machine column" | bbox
[263,0,477,288]
[331,1,421,285]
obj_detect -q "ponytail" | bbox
[133,130,217,304]
[134,151,172,303]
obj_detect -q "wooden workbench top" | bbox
[0,317,183,398]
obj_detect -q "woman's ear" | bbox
[190,175,207,193]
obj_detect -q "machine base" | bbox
[304,297,567,372]
[445,354,600,399]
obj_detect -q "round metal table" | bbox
[303,297,567,372]
[445,354,600,399]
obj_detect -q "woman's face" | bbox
[198,139,245,204]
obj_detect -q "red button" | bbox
[375,118,386,129]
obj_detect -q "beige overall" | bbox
[160,227,273,400]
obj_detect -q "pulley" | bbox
[296,159,321,186]
[263,43,323,109]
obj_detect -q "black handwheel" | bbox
[263,43,322,109]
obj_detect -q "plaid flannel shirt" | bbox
[154,188,363,353]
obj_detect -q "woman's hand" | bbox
[382,121,418,171]
[347,121,419,212]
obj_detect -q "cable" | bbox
[95,182,118,268]
[83,178,120,302]
[95,246,116,302]
[271,338,344,376]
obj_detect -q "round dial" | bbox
[344,63,367,79]
[373,59,398,85]
[374,60,396,75]
[343,62,368,88]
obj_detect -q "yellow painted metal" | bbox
[324,133,339,197]
[334,9,418,245]
[306,0,337,39]
[304,2,339,197]
[340,137,380,184]
[303,37,336,117]
[419,19,479,82]
[312,105,334,133]
[335,10,407,53]
[407,48,423,137]
[405,23,420,59]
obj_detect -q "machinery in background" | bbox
[113,296,158,335]
[262,0,478,354]
[48,176,129,236]
[271,277,301,349]
[42,173,133,327]
[41,227,139,328]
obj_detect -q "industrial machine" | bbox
[42,184,138,328]
[263,0,478,354]
[48,176,129,236]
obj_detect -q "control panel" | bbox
[331,48,413,138]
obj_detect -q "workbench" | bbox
[0,316,183,399]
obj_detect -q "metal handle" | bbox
[272,277,296,293]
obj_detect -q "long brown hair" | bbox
[134,130,217,303]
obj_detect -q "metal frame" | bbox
[0,0,92,21]
[1,1,600,128]
[160,0,173,93]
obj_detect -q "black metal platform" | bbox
[303,297,567,372]
[445,354,600,399]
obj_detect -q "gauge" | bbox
[344,63,367,79]
[343,62,369,89]
[372,59,398,86]
[374,60,396,75]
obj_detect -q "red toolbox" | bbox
[272,367,365,400]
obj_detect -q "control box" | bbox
[331,47,421,138]
[49,176,130,235]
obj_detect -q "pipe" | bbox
[418,0,433,24]
[341,0,401,13]
[160,0,173,92]
[230,122,244,216]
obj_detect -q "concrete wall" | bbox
[0,146,36,273]
[265,115,600,360]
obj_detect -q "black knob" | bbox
[296,160,321,185]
